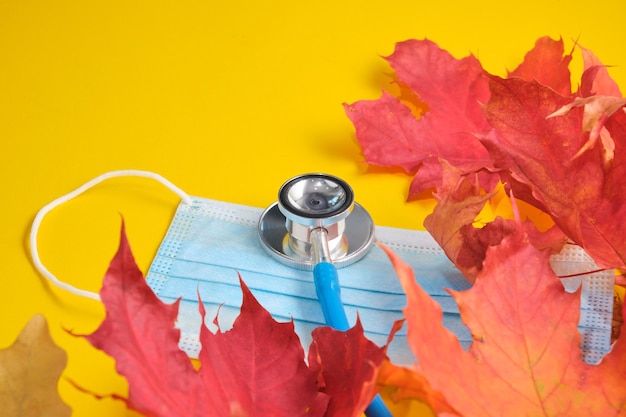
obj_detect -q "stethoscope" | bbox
[258,173,392,417]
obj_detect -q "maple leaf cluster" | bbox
[345,37,626,283]
[344,37,626,415]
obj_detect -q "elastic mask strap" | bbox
[29,170,193,301]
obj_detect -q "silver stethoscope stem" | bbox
[310,227,332,264]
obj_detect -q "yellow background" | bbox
[1,1,624,416]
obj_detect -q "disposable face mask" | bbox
[30,170,615,365]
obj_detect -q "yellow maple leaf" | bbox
[0,314,71,417]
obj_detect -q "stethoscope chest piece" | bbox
[258,173,375,270]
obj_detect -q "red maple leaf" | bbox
[79,224,386,417]
[507,36,573,96]
[481,75,626,270]
[308,320,388,417]
[344,39,496,196]
[196,277,327,417]
[377,225,626,416]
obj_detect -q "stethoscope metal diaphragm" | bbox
[258,173,375,271]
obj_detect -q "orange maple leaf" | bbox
[378,223,626,416]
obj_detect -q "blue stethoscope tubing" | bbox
[313,262,393,417]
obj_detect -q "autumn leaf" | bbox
[550,45,625,162]
[547,95,626,161]
[77,223,387,417]
[0,314,72,417]
[308,319,387,417]
[482,75,626,270]
[344,39,496,196]
[197,276,328,417]
[507,36,573,96]
[423,160,566,282]
[378,225,626,416]
[82,224,208,417]
[422,160,507,282]
[375,361,459,416]
[579,45,622,98]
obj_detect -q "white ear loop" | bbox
[29,170,193,301]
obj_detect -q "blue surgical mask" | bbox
[29,170,615,365]
[144,194,473,365]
